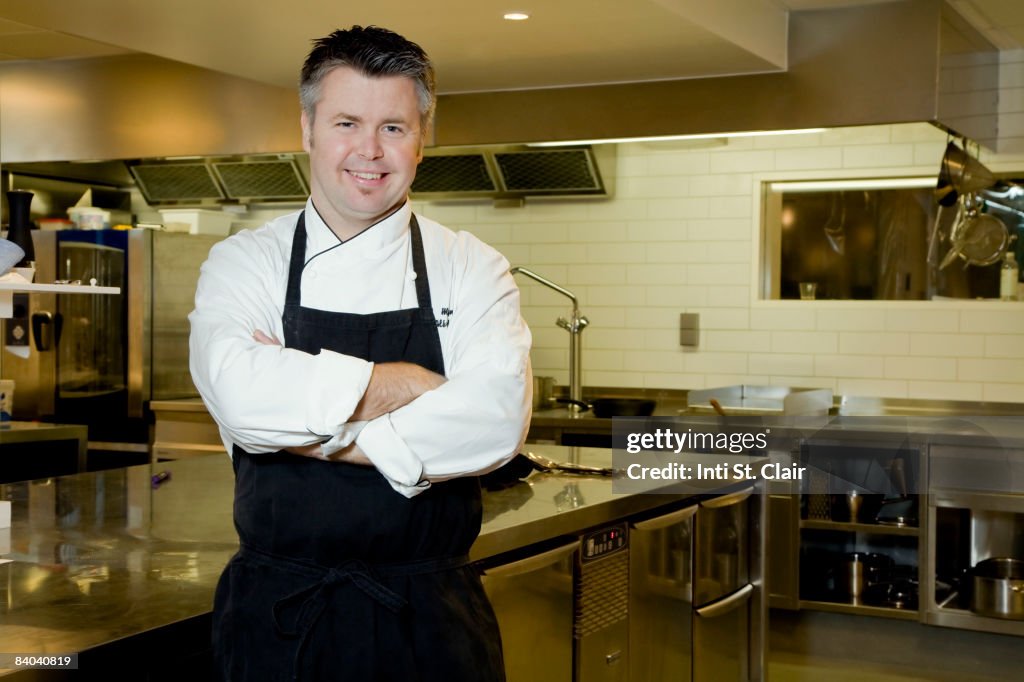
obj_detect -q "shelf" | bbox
[925,605,1024,637]
[0,281,120,294]
[800,598,919,620]
[800,519,920,536]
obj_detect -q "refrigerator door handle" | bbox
[31,311,58,351]
[695,583,754,618]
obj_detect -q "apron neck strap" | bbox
[408,214,433,313]
[285,211,307,308]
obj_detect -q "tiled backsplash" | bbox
[408,55,1024,400]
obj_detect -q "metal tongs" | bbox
[521,451,614,476]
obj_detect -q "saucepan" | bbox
[557,397,657,418]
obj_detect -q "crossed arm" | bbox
[252,330,447,465]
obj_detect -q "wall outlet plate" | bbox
[680,312,699,348]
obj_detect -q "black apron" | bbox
[212,211,505,682]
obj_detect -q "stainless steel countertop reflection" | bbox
[0,445,741,663]
[0,458,238,665]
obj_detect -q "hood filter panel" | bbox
[412,154,496,194]
[212,160,308,200]
[130,163,224,202]
[495,149,602,193]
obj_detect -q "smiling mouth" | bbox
[348,170,386,181]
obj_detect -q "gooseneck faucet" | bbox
[510,267,589,412]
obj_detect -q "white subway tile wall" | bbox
[411,109,1024,401]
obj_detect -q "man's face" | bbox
[301,66,424,239]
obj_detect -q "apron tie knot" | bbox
[272,560,408,639]
[270,559,409,682]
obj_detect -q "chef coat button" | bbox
[408,271,417,280]
[308,270,318,280]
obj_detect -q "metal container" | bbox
[836,552,893,598]
[971,558,1024,620]
[532,376,556,411]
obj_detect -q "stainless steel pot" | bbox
[971,557,1024,620]
[532,376,556,410]
[836,552,893,598]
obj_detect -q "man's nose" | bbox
[356,131,384,160]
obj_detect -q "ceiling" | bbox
[0,0,1021,95]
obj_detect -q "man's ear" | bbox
[300,110,312,153]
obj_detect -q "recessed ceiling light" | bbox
[503,12,530,21]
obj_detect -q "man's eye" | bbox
[336,121,355,128]
[382,125,404,136]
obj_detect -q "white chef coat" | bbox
[188,199,532,497]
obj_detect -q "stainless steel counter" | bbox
[0,422,89,481]
[0,444,754,672]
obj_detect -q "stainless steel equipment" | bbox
[574,524,629,682]
[630,487,766,681]
[629,504,697,681]
[482,523,629,682]
[926,441,1024,636]
[482,541,579,682]
[693,488,756,681]
[2,229,222,453]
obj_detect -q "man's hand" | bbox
[350,362,447,421]
[284,442,373,466]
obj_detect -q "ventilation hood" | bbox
[125,145,614,205]
[3,144,615,207]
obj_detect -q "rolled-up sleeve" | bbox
[189,229,373,454]
[356,233,532,497]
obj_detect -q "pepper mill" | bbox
[5,190,36,267]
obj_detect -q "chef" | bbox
[188,25,532,681]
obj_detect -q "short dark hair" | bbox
[299,25,435,131]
